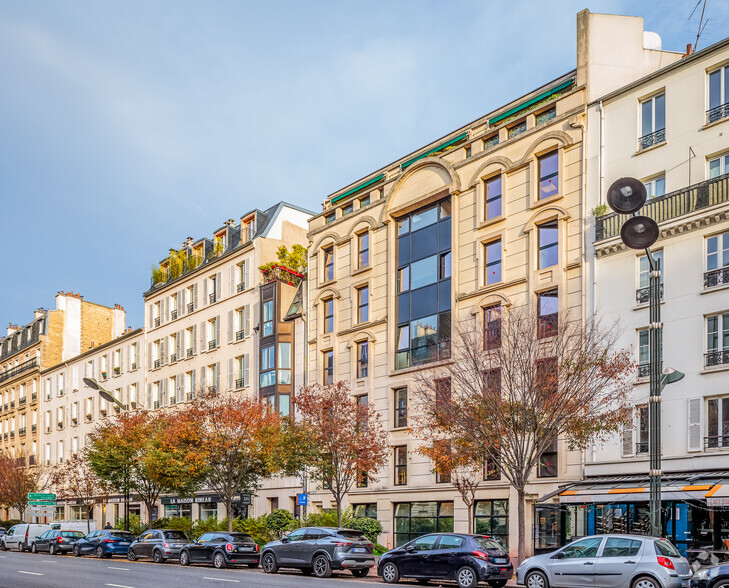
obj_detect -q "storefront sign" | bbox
[708,497,729,507]
[161,494,220,506]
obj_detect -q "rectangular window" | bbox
[237,261,247,292]
[706,313,729,368]
[356,341,369,378]
[277,342,291,385]
[484,450,501,481]
[324,212,335,225]
[260,345,275,388]
[474,500,508,547]
[323,247,334,281]
[708,64,729,123]
[485,175,502,220]
[435,378,451,409]
[242,216,256,242]
[640,93,666,149]
[508,120,526,139]
[483,134,499,150]
[394,446,407,485]
[707,396,729,448]
[358,232,370,269]
[357,285,369,323]
[435,439,451,483]
[643,174,666,199]
[536,106,556,125]
[394,388,407,428]
[186,285,194,311]
[485,239,502,284]
[637,251,664,304]
[706,231,729,288]
[393,501,453,547]
[537,289,558,338]
[637,405,649,453]
[709,153,729,179]
[638,329,650,378]
[538,151,559,199]
[207,318,217,349]
[538,438,558,478]
[262,299,274,337]
[323,350,334,385]
[484,305,502,349]
[538,219,558,268]
[359,194,371,208]
[353,504,377,519]
[484,368,501,397]
[323,298,334,333]
[342,202,354,216]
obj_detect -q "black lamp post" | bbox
[83,377,130,532]
[606,178,684,537]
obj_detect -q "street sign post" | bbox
[28,493,56,501]
[297,493,308,506]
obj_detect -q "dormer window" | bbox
[242,215,256,242]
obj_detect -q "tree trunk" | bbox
[86,506,92,533]
[467,501,473,534]
[335,494,342,527]
[226,498,233,532]
[146,501,155,526]
[517,487,526,565]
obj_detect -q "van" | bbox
[50,522,97,533]
[1,524,51,551]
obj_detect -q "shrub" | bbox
[150,517,172,529]
[236,515,275,546]
[305,509,340,528]
[346,516,383,544]
[373,543,388,556]
[0,519,21,529]
[266,509,299,539]
[115,514,147,537]
[191,517,223,538]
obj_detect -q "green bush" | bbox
[0,519,21,529]
[373,543,388,556]
[266,509,299,539]
[191,517,224,538]
[346,516,383,544]
[237,515,275,546]
[150,517,172,529]
[305,509,340,527]
[115,514,147,537]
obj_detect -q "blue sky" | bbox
[1,0,727,330]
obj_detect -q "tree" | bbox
[183,392,284,532]
[294,382,389,527]
[259,244,308,286]
[413,305,633,563]
[50,451,109,533]
[0,452,41,521]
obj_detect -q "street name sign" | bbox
[28,493,56,500]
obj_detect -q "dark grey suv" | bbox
[261,527,375,578]
[127,529,188,563]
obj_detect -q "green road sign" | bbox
[28,500,56,506]
[28,493,56,500]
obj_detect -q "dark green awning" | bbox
[489,78,575,126]
[331,173,385,204]
[401,131,469,170]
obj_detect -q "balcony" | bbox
[31,424,37,432]
[19,397,26,406]
[154,401,160,409]
[72,417,78,425]
[114,367,121,376]
[18,427,26,436]
[45,426,51,434]
[187,303,194,313]
[638,128,666,150]
[186,392,194,401]
[31,393,37,403]
[236,330,245,341]
[0,358,38,384]
[170,354,177,363]
[705,350,729,368]
[207,386,217,394]
[131,362,137,370]
[85,414,92,422]
[57,422,64,430]
[9,431,14,439]
[154,317,161,327]
[187,348,193,358]
[237,283,245,293]
[153,359,161,369]
[235,377,245,389]
[637,363,650,378]
[636,284,664,304]
[596,174,729,242]
[171,310,178,320]
[58,389,65,397]
[208,340,217,350]
[705,435,729,449]
[707,102,729,125]
[10,401,15,409]
[209,293,217,304]
[705,267,729,289]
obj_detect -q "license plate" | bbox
[119,542,129,546]
[239,547,253,551]
[494,558,507,564]
[353,547,366,553]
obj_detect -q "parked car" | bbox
[261,527,375,578]
[73,529,135,558]
[178,532,260,569]
[51,522,97,534]
[31,530,84,555]
[691,561,729,587]
[0,527,6,538]
[0,524,51,552]
[378,533,512,588]
[516,535,692,588]
[127,529,189,563]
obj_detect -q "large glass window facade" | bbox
[260,345,275,388]
[474,500,509,547]
[396,200,451,368]
[394,501,454,546]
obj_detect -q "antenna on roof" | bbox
[689,0,709,52]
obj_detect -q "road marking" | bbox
[202,578,240,583]
[42,560,56,562]
[106,584,135,588]
[18,571,44,576]
[108,566,130,570]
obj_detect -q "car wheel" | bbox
[262,552,278,574]
[456,566,478,588]
[525,570,549,588]
[352,568,370,577]
[153,550,164,564]
[31,543,37,554]
[631,577,660,588]
[381,562,400,584]
[49,544,56,556]
[488,581,507,588]
[73,545,81,557]
[0,541,6,551]
[247,563,259,569]
[213,552,226,569]
[17,542,25,552]
[96,546,104,559]
[313,554,332,578]
[715,582,729,588]
[127,548,136,561]
[179,550,190,566]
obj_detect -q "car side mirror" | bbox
[405,545,414,552]
[281,537,289,544]
[551,552,565,559]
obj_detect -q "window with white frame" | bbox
[206,364,217,393]
[207,318,217,348]
[235,307,245,340]
[185,371,194,399]
[708,64,729,123]
[168,378,175,404]
[709,152,729,178]
[57,440,64,463]
[186,285,194,311]
[642,174,666,199]
[637,250,664,304]
[152,381,160,409]
[169,333,177,362]
[639,93,665,149]
[130,383,138,406]
[186,327,194,356]
[706,312,729,368]
[237,261,247,292]
[706,231,729,288]
[707,396,729,448]
[130,343,138,369]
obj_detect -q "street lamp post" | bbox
[83,377,130,532]
[606,178,684,537]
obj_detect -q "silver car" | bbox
[517,534,692,588]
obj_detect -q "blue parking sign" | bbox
[297,493,308,505]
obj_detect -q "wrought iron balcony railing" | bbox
[596,174,729,242]
[637,363,650,378]
[705,435,729,449]
[187,348,193,358]
[154,317,161,327]
[171,310,178,320]
[705,350,729,368]
[237,283,245,293]
[638,128,665,150]
[208,340,216,350]
[636,284,664,305]
[170,354,177,363]
[236,330,245,341]
[0,358,38,384]
[707,102,729,125]
[235,378,245,389]
[153,359,161,369]
[705,267,729,289]
[187,303,194,313]
[636,442,649,454]
[209,293,217,304]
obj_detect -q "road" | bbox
[0,550,386,588]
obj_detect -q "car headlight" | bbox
[695,569,709,580]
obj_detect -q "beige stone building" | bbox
[298,10,686,556]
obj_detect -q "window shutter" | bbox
[191,369,196,398]
[200,322,206,351]
[148,343,153,366]
[228,311,234,343]
[193,283,198,310]
[178,330,184,358]
[244,261,250,290]
[688,398,702,452]
[215,362,221,392]
[119,348,124,373]
[203,278,208,306]
[176,375,183,403]
[72,366,79,390]
[83,362,87,377]
[244,354,250,387]
[215,315,221,347]
[228,358,234,391]
[192,325,198,355]
[148,304,153,329]
[91,359,95,378]
[160,339,167,365]
[621,408,635,458]
[216,272,222,300]
[244,305,250,337]
[164,297,170,322]
[178,290,184,316]
[127,346,131,371]
[147,384,152,409]
[162,379,168,407]
[201,367,206,391]
[230,266,235,296]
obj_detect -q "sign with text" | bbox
[297,493,308,506]
[28,492,56,501]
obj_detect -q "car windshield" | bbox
[654,539,681,557]
[229,533,254,542]
[61,531,84,538]
[163,531,187,540]
[337,531,368,541]
[110,532,134,539]
[474,537,504,551]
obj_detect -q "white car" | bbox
[1,524,51,552]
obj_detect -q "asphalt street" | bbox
[0,550,386,588]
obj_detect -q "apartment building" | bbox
[573,35,729,552]
[142,202,310,521]
[0,292,126,520]
[40,324,145,526]
[295,11,685,555]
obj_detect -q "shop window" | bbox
[474,500,508,546]
[393,501,454,546]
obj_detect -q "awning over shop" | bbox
[706,484,729,506]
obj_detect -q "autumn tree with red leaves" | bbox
[413,306,633,563]
[294,382,389,527]
[51,451,109,533]
[0,452,42,521]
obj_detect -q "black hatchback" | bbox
[378,533,512,588]
[179,532,260,569]
[31,530,84,555]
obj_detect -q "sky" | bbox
[1,0,727,331]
